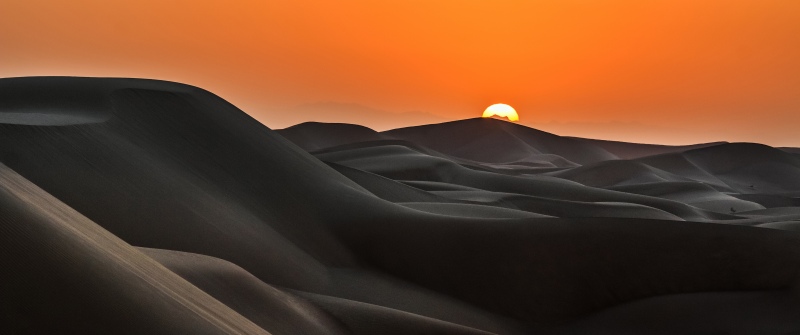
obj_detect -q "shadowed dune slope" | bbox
[572,137,726,160]
[635,152,734,190]
[313,138,513,175]
[0,77,394,290]
[549,291,800,334]
[681,143,800,193]
[731,193,800,208]
[332,214,800,325]
[326,161,461,204]
[780,147,800,155]
[400,202,553,219]
[0,163,269,335]
[145,239,531,335]
[430,190,683,221]
[276,122,386,152]
[548,160,694,188]
[316,144,732,221]
[759,221,800,232]
[639,143,800,194]
[296,291,498,335]
[384,118,617,166]
[610,181,764,213]
[550,160,764,213]
[140,248,349,335]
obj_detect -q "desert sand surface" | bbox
[2,77,800,334]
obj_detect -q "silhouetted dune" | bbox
[4,77,800,333]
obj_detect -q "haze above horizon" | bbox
[1,0,798,146]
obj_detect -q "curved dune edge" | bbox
[0,162,269,334]
[0,77,204,126]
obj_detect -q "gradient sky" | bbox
[2,0,799,145]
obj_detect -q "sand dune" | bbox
[384,118,616,166]
[635,152,735,191]
[780,147,800,155]
[400,180,485,191]
[316,143,734,220]
[731,193,800,208]
[0,163,268,335]
[0,77,112,125]
[680,143,800,193]
[551,291,800,334]
[758,221,800,232]
[430,190,683,220]
[400,202,553,219]
[296,292,499,335]
[0,77,381,290]
[3,77,800,333]
[327,162,459,203]
[548,159,694,188]
[332,215,800,325]
[573,137,726,160]
[277,122,386,152]
[141,248,348,335]
[609,181,764,213]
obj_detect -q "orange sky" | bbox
[2,0,799,146]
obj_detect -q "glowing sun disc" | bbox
[482,103,519,122]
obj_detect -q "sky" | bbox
[1,0,798,146]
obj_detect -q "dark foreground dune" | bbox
[2,77,800,334]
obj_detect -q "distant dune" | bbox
[572,137,727,160]
[2,77,800,334]
[781,147,800,155]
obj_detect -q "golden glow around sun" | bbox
[482,103,519,122]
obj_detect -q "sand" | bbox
[2,76,800,334]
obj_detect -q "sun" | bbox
[482,103,519,122]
